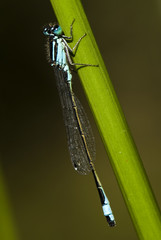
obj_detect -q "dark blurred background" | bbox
[1,0,161,239]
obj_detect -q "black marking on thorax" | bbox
[49,36,58,64]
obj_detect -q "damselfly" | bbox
[43,19,116,227]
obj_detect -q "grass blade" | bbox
[50,0,161,238]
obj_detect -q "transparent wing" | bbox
[54,68,96,175]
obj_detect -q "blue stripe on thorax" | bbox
[50,37,72,82]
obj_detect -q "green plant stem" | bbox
[0,165,19,240]
[50,0,161,238]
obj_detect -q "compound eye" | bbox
[53,25,63,35]
[54,24,59,30]
[43,24,54,35]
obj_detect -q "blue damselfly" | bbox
[43,19,116,227]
